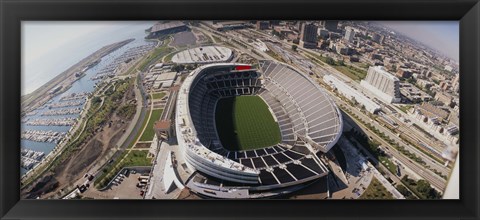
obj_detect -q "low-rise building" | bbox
[324,74,381,114]
[399,82,432,103]
[435,91,454,106]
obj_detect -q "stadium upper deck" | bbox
[175,62,342,198]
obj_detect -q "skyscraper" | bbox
[344,28,355,43]
[360,66,401,103]
[322,20,339,32]
[300,23,318,48]
[256,21,269,30]
[372,33,384,44]
[452,73,459,93]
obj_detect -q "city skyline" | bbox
[377,21,459,62]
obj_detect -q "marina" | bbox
[21,149,46,170]
[41,107,82,116]
[59,92,90,102]
[25,118,77,126]
[48,100,84,109]
[92,42,156,80]
[25,110,38,116]
[21,130,67,143]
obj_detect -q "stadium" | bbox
[175,61,343,198]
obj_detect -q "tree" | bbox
[391,65,397,72]
[291,45,298,52]
[272,30,280,36]
[338,60,345,66]
[407,77,417,84]
[171,64,185,73]
[92,96,102,104]
[416,180,431,194]
[325,57,336,65]
[396,185,410,195]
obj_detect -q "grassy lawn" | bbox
[265,48,286,62]
[379,155,397,174]
[215,96,281,151]
[359,177,394,199]
[397,105,413,113]
[122,150,152,167]
[333,65,367,81]
[303,54,324,66]
[303,51,367,81]
[139,109,163,141]
[163,51,177,62]
[212,35,222,43]
[151,92,166,100]
[95,150,151,188]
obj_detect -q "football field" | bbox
[215,95,281,151]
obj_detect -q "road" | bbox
[342,109,447,191]
[337,98,450,176]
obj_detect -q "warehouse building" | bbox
[147,21,188,38]
[324,74,381,114]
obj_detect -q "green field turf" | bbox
[215,96,281,151]
[151,92,166,100]
[139,109,163,141]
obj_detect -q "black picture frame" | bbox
[1,0,479,219]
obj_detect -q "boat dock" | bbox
[48,100,84,109]
[41,107,82,116]
[21,149,46,170]
[21,130,66,143]
[60,92,90,102]
[92,42,156,81]
[25,117,76,126]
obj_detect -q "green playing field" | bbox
[215,95,281,151]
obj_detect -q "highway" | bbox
[339,97,450,175]
[342,112,447,191]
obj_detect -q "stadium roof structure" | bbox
[174,62,342,198]
[171,46,233,64]
[150,21,186,33]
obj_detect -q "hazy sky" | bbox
[377,21,459,61]
[22,21,154,95]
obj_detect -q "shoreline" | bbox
[22,38,135,114]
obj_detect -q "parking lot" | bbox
[107,172,145,199]
[82,169,150,199]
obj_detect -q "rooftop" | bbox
[151,21,186,33]
[171,46,233,64]
[154,120,171,130]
